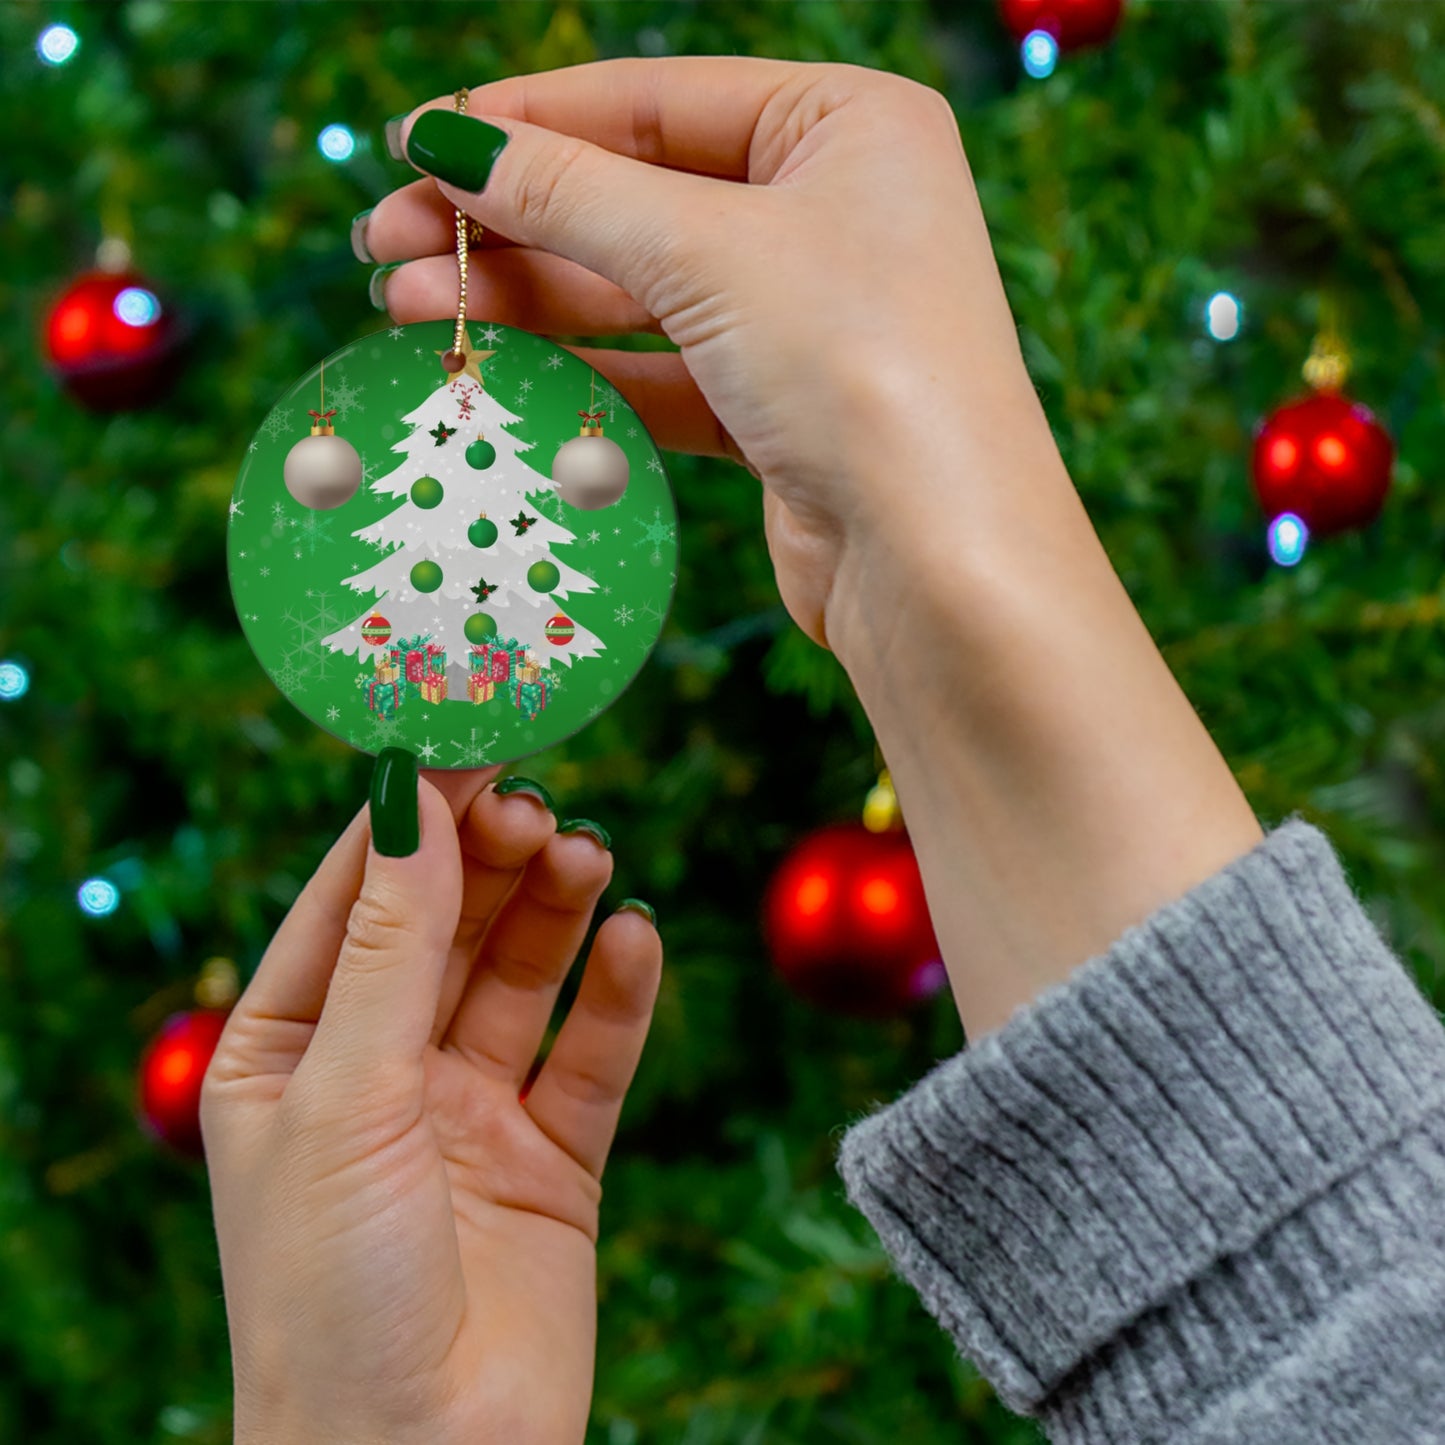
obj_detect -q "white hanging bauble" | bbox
[552,415,629,510]
[283,412,362,510]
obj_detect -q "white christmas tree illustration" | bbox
[322,363,603,694]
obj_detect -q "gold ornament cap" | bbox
[863,768,903,833]
[308,408,338,437]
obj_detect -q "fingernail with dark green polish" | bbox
[370,747,419,857]
[494,775,555,812]
[384,113,409,162]
[617,898,657,926]
[369,261,404,311]
[405,110,510,192]
[558,818,612,850]
[350,208,375,264]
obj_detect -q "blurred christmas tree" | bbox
[2,2,1443,1442]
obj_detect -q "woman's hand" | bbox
[201,760,662,1445]
[361,56,1057,658]
[361,58,1263,1043]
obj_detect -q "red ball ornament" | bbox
[1251,392,1394,538]
[545,613,575,645]
[361,613,393,646]
[762,822,945,1018]
[136,1008,230,1158]
[43,269,184,411]
[998,0,1124,49]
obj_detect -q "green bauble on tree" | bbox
[410,475,444,509]
[527,559,560,593]
[410,559,443,593]
[466,435,497,470]
[468,512,499,548]
[464,612,497,644]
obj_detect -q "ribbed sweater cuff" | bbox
[834,817,1445,1431]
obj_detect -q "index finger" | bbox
[400,54,813,183]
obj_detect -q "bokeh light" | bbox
[1267,512,1309,567]
[1021,30,1059,79]
[114,287,162,328]
[37,24,79,66]
[77,878,121,917]
[317,124,356,162]
[0,661,29,701]
[1205,291,1242,341]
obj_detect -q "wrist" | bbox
[825,422,1262,1040]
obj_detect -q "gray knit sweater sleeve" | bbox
[834,818,1445,1443]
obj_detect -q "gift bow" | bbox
[578,409,607,423]
[309,409,338,423]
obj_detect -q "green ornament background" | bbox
[228,320,678,767]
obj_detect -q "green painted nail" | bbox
[494,775,556,812]
[384,113,408,162]
[350,208,375,264]
[617,898,656,926]
[558,818,612,850]
[370,747,419,857]
[405,110,510,192]
[368,261,404,311]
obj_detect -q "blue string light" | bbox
[1267,512,1309,567]
[37,24,79,66]
[0,660,29,701]
[114,287,162,327]
[77,878,121,917]
[1205,291,1242,342]
[318,124,356,162]
[1021,30,1059,79]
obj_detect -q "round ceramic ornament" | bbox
[228,315,678,766]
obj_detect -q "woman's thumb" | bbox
[303,750,463,1089]
[395,105,727,311]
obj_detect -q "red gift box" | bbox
[467,675,495,704]
[469,642,512,684]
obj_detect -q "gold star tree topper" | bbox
[436,327,496,386]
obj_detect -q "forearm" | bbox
[827,384,1263,1041]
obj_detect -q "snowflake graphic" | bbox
[647,457,664,474]
[272,499,289,535]
[326,706,340,721]
[229,499,245,518]
[261,407,294,442]
[627,428,638,438]
[529,486,567,522]
[634,507,677,565]
[543,355,564,370]
[388,325,405,340]
[519,377,534,395]
[329,370,366,420]
[449,727,502,766]
[281,590,347,683]
[614,605,634,627]
[295,512,335,556]
[586,529,601,544]
[479,324,503,344]
[416,736,441,763]
[274,660,308,695]
[363,711,405,752]
[640,599,664,624]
